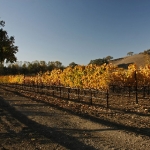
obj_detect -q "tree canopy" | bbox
[0,60,65,75]
[127,52,134,56]
[144,49,150,55]
[0,19,18,64]
[68,62,78,68]
[89,58,108,65]
[105,56,113,61]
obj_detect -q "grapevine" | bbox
[1,63,150,89]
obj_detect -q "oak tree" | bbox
[0,19,18,65]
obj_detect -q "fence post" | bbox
[52,85,54,97]
[78,88,80,101]
[60,86,61,98]
[67,87,70,100]
[135,70,138,104]
[90,89,92,105]
[143,86,145,98]
[112,85,115,93]
[128,86,131,97]
[106,89,109,108]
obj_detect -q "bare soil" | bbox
[0,85,150,150]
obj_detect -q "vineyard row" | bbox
[1,81,150,108]
[1,63,150,90]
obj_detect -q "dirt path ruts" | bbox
[0,97,66,150]
[0,88,150,150]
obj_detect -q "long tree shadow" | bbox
[0,97,97,150]
[1,87,150,138]
[0,104,61,149]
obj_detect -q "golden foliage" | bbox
[1,63,150,89]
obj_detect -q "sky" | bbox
[1,0,150,66]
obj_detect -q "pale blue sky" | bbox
[1,0,150,66]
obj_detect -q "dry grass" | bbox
[110,53,146,68]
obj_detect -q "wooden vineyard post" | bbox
[90,89,92,105]
[62,87,64,97]
[52,86,54,97]
[148,86,150,95]
[143,86,146,98]
[135,71,138,104]
[60,86,61,98]
[112,85,115,93]
[106,89,109,108]
[128,86,131,97]
[77,88,80,101]
[40,83,43,94]
[67,87,70,100]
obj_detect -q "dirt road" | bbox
[0,87,150,150]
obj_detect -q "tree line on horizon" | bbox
[0,56,113,75]
[0,60,64,75]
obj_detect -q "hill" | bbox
[110,53,146,69]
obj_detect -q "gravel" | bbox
[0,86,150,150]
